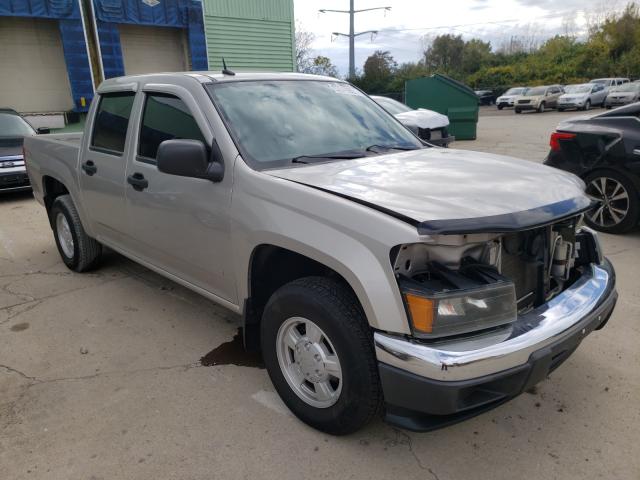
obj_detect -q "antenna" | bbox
[222,57,235,76]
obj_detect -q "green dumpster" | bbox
[405,74,479,140]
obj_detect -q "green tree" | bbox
[308,56,339,78]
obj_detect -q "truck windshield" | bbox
[206,80,422,168]
[0,112,36,138]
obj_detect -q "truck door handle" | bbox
[127,173,148,191]
[81,161,97,176]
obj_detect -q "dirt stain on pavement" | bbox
[200,328,264,369]
[10,322,29,332]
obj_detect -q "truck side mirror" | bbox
[156,139,224,182]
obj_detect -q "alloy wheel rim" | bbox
[586,177,629,227]
[276,317,343,408]
[56,213,75,258]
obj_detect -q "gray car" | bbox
[605,82,640,108]
[557,83,607,111]
[515,85,564,113]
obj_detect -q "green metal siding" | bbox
[203,0,295,72]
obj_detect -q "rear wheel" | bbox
[584,170,639,234]
[261,276,382,435]
[51,195,102,272]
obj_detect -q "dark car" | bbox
[475,90,496,106]
[0,108,46,192]
[544,103,640,233]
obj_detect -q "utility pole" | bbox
[319,1,391,79]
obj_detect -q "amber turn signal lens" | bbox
[405,293,434,333]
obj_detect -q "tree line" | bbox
[297,4,640,97]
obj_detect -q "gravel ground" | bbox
[1,107,638,480]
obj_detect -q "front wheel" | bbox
[584,170,639,234]
[497,105,504,110]
[537,102,545,113]
[51,195,102,272]
[261,277,382,435]
[515,108,522,114]
[583,100,591,111]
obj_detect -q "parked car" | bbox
[0,108,46,192]
[515,85,564,113]
[24,72,617,434]
[604,82,640,109]
[371,95,453,146]
[475,89,496,105]
[589,78,630,89]
[545,102,640,233]
[496,87,528,109]
[557,83,607,111]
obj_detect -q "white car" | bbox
[371,96,453,146]
[557,83,608,111]
[496,87,528,109]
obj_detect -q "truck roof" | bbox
[97,71,343,94]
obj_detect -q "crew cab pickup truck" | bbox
[24,72,618,435]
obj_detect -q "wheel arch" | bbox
[42,175,70,227]
[243,243,372,352]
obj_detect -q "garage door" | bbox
[119,24,188,75]
[0,17,74,113]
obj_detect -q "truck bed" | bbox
[24,133,84,207]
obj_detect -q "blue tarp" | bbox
[94,0,207,78]
[0,0,78,19]
[94,0,189,27]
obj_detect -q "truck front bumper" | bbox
[375,260,617,431]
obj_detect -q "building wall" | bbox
[203,0,295,72]
[90,0,208,79]
[0,0,95,112]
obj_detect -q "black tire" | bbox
[497,105,503,110]
[261,276,382,435]
[606,105,612,110]
[50,194,102,272]
[583,170,639,234]
[537,102,545,113]
[583,100,591,111]
[515,108,522,114]
[558,108,565,112]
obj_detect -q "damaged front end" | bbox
[391,215,602,339]
[378,213,617,431]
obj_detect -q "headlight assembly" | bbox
[402,279,517,338]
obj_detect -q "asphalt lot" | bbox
[1,107,639,480]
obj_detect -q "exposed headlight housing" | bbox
[402,281,517,338]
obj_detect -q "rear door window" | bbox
[138,93,206,161]
[91,92,135,154]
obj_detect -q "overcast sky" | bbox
[293,0,626,75]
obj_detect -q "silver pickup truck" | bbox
[24,72,617,435]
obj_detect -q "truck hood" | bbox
[394,109,449,130]
[266,148,589,233]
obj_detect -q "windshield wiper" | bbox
[291,150,366,164]
[365,144,421,152]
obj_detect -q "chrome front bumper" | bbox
[375,261,616,382]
